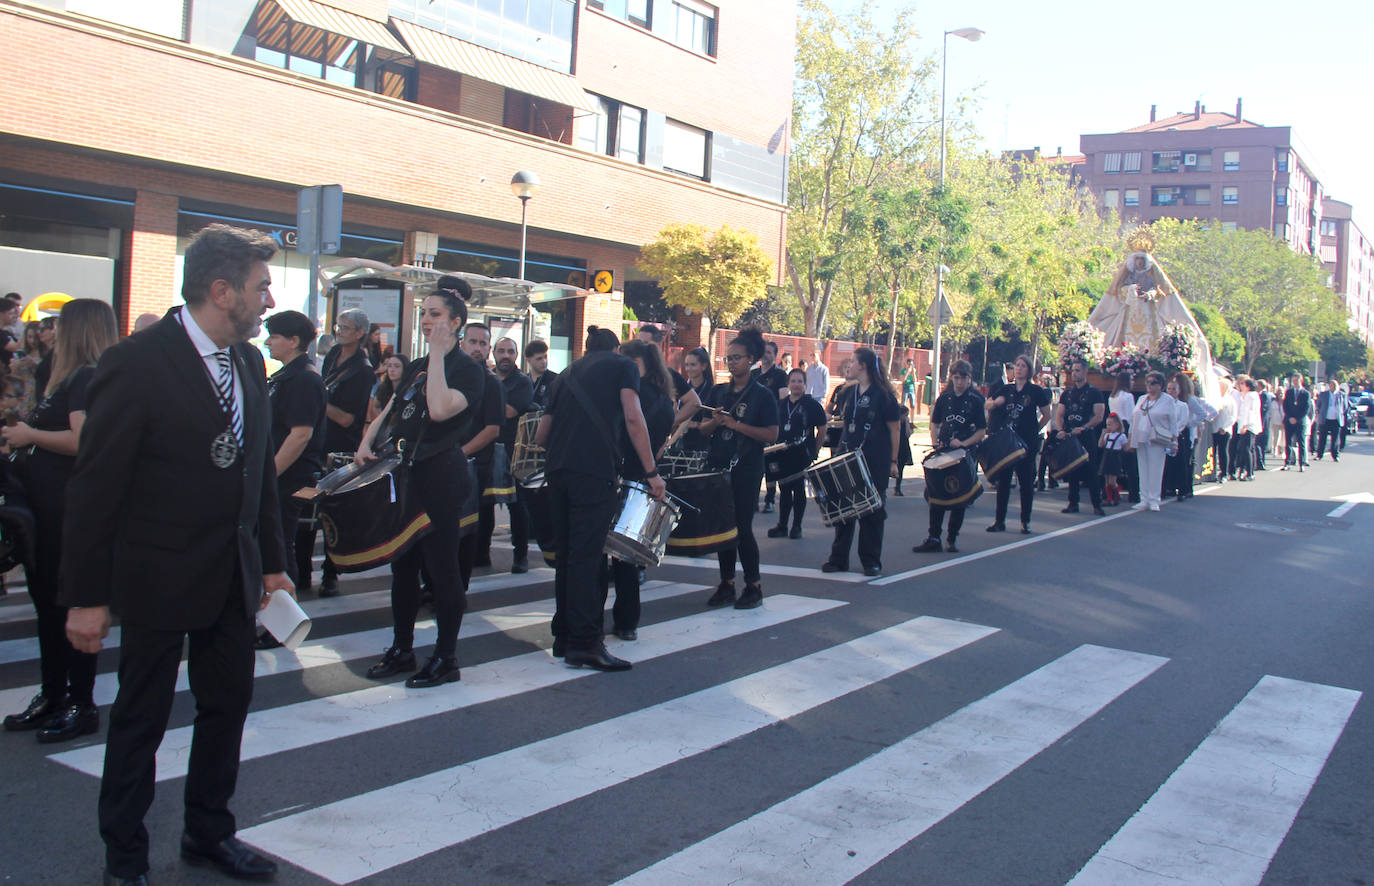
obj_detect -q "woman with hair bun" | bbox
[697,328,777,609]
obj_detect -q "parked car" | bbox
[1352,392,1374,432]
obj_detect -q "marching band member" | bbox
[821,348,899,575]
[699,329,778,609]
[525,339,558,409]
[456,322,506,583]
[767,368,826,539]
[490,336,533,573]
[1053,357,1107,516]
[359,286,485,687]
[985,355,1052,534]
[914,360,986,554]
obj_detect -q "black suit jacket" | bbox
[59,308,286,630]
[1282,387,1312,422]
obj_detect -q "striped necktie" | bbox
[213,349,243,445]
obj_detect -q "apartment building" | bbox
[1321,199,1374,347]
[1078,100,1323,257]
[0,0,794,364]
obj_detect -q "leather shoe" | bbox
[734,582,763,609]
[820,561,846,573]
[706,581,736,607]
[365,646,416,679]
[4,694,63,731]
[405,655,460,688]
[36,702,99,744]
[789,526,802,539]
[1092,507,1107,516]
[511,554,529,574]
[564,643,632,671]
[945,539,959,553]
[913,538,942,553]
[766,524,787,538]
[612,627,637,641]
[986,522,1006,533]
[1021,523,1032,535]
[551,637,566,658]
[318,574,339,597]
[180,833,277,880]
[104,872,150,885]
[862,565,881,577]
[1061,504,1080,513]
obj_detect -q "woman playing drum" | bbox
[984,355,1052,534]
[355,286,486,688]
[820,348,900,576]
[914,360,986,554]
[698,329,778,609]
[767,368,826,540]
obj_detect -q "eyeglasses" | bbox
[724,354,749,363]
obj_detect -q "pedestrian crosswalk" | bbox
[1,565,1361,885]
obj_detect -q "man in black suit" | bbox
[62,224,292,885]
[1281,373,1313,470]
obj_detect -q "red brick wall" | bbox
[125,190,179,333]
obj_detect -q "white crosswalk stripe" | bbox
[238,615,1000,883]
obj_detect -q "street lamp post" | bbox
[933,26,983,395]
[510,170,540,281]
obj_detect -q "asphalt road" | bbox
[2,435,1371,885]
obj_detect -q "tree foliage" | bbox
[1185,300,1246,368]
[637,223,772,331]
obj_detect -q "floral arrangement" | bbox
[1101,344,1151,377]
[1057,321,1105,371]
[1156,323,1196,372]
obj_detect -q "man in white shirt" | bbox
[804,349,830,400]
[1209,375,1239,482]
[1314,378,1348,462]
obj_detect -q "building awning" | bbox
[324,262,586,311]
[390,18,598,114]
[266,0,407,55]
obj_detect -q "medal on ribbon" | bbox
[210,429,240,469]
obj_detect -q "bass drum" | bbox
[316,456,431,573]
[978,426,1028,481]
[523,482,556,566]
[1048,434,1089,480]
[665,472,737,555]
[922,448,982,508]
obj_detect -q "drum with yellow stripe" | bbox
[316,456,431,572]
[665,472,737,555]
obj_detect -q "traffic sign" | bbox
[927,293,953,325]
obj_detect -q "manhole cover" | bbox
[1277,516,1351,530]
[1236,522,1298,535]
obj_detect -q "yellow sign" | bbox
[592,269,614,293]
[21,292,72,322]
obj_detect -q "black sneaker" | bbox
[734,582,763,609]
[706,581,736,607]
[789,526,802,539]
[1062,504,1080,513]
[766,525,787,538]
[913,537,943,553]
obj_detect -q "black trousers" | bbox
[775,476,807,530]
[1284,420,1308,465]
[599,556,640,632]
[296,522,338,587]
[24,465,97,705]
[1255,429,1269,469]
[389,451,468,659]
[928,503,965,540]
[277,485,304,589]
[763,477,777,505]
[1212,430,1232,478]
[993,444,1038,527]
[829,490,887,570]
[478,497,529,559]
[1066,441,1103,509]
[1234,431,1256,477]
[1164,427,1194,497]
[100,585,255,878]
[719,465,764,584]
[1316,419,1342,460]
[550,470,619,650]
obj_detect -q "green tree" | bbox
[1317,329,1369,378]
[638,223,772,332]
[1186,300,1246,367]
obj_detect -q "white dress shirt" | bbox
[179,305,245,435]
[805,362,830,400]
[1236,390,1262,434]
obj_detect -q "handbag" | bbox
[1143,403,1173,447]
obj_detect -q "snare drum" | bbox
[804,451,882,526]
[1048,434,1089,480]
[604,481,680,568]
[316,456,431,572]
[978,426,1028,480]
[658,446,709,478]
[511,410,546,488]
[665,472,738,555]
[922,448,982,507]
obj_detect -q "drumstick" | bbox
[661,421,690,453]
[763,442,791,454]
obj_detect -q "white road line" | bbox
[48,594,846,781]
[0,581,703,714]
[1068,675,1361,886]
[658,555,875,583]
[239,615,999,884]
[1326,500,1358,518]
[614,644,1166,886]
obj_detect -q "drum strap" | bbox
[560,370,621,478]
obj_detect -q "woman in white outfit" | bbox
[1233,375,1263,480]
[1128,371,1179,511]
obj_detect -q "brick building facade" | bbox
[1321,199,1374,347]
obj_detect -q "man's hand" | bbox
[260,572,296,611]
[354,441,375,466]
[67,606,111,654]
[647,474,667,501]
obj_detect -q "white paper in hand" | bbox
[258,590,312,650]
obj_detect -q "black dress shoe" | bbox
[36,703,99,744]
[612,627,637,641]
[564,643,632,671]
[318,574,339,598]
[734,582,763,609]
[253,631,282,650]
[913,538,943,553]
[551,637,566,658]
[405,656,460,688]
[365,646,416,679]
[986,522,1006,533]
[181,833,277,880]
[1092,507,1107,516]
[766,525,787,538]
[706,581,736,607]
[820,561,847,573]
[4,694,64,731]
[789,526,802,539]
[104,871,150,886]
[892,487,904,496]
[474,555,493,568]
[1061,504,1080,513]
[1021,523,1032,534]
[862,565,881,577]
[511,555,528,574]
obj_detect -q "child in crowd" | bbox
[1098,413,1128,505]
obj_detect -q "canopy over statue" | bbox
[1088,230,1220,400]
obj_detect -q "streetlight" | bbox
[510,170,540,281]
[932,26,983,394]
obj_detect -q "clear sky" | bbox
[829,0,1374,229]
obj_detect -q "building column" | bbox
[122,190,179,334]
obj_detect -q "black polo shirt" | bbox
[385,348,487,464]
[1059,382,1105,438]
[932,388,986,450]
[268,353,327,489]
[621,386,674,482]
[457,371,505,469]
[530,368,558,410]
[705,379,778,474]
[321,345,373,453]
[497,368,534,448]
[546,350,641,482]
[838,383,901,474]
[753,364,788,399]
[990,380,1052,444]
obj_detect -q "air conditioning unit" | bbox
[1183,153,1198,166]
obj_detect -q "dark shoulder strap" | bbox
[560,368,621,476]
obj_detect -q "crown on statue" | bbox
[1126,228,1155,255]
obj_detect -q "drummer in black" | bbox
[752,339,789,512]
[357,287,485,688]
[985,354,1052,534]
[457,323,506,583]
[821,347,900,575]
[525,339,558,409]
[637,323,702,432]
[488,336,534,573]
[699,328,778,609]
[1054,357,1106,516]
[767,368,827,539]
[675,346,714,453]
[534,326,664,671]
[914,360,987,554]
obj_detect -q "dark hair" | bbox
[264,310,317,350]
[435,275,473,300]
[1172,372,1194,402]
[1113,372,1132,394]
[3,292,21,304]
[524,339,549,358]
[22,321,46,356]
[854,347,890,391]
[428,288,469,325]
[181,224,277,305]
[764,339,778,356]
[729,327,766,363]
[1013,354,1033,378]
[620,340,674,399]
[638,323,665,343]
[942,358,973,393]
[463,321,490,337]
[685,346,709,366]
[374,353,410,406]
[1146,370,1167,388]
[586,325,620,352]
[787,368,807,383]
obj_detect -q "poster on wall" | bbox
[337,285,402,350]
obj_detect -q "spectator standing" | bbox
[1234,376,1262,480]
[1108,373,1140,503]
[805,349,830,401]
[1266,380,1286,459]
[0,298,23,369]
[1127,371,1179,511]
[1210,376,1238,482]
[367,353,409,424]
[1314,378,1347,462]
[1255,379,1275,470]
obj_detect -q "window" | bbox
[669,0,716,55]
[1321,219,1338,236]
[663,118,710,179]
[1190,187,1211,206]
[1123,188,1139,207]
[616,103,645,163]
[1276,150,1289,172]
[1223,150,1240,171]
[1222,186,1238,205]
[1102,189,1120,209]
[1276,187,1288,207]
[575,95,613,154]
[1192,151,1212,171]
[576,95,645,166]
[1151,186,1181,206]
[1102,152,1122,174]
[1274,222,1288,239]
[589,0,649,28]
[1152,151,1181,173]
[1221,221,1238,232]
[1122,152,1141,173]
